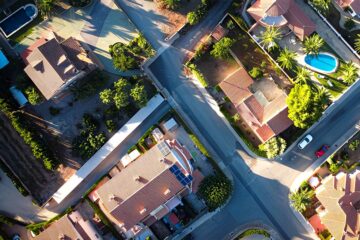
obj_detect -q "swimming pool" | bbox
[0,4,38,38]
[303,52,338,74]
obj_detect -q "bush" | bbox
[349,139,360,151]
[236,229,270,239]
[329,163,340,174]
[187,11,201,25]
[71,70,109,100]
[198,175,232,211]
[344,18,355,30]
[259,137,287,159]
[25,87,43,105]
[186,63,208,87]
[130,83,148,108]
[249,67,263,79]
[49,106,61,116]
[105,119,117,133]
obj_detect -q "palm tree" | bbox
[316,86,331,107]
[303,34,324,55]
[277,47,297,70]
[355,34,360,53]
[311,0,331,14]
[36,0,56,18]
[289,189,314,212]
[260,26,282,51]
[295,66,311,84]
[340,61,359,85]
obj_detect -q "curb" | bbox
[223,221,283,240]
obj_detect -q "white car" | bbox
[298,134,313,149]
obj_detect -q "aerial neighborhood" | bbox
[0,0,359,239]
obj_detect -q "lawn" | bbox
[315,73,347,98]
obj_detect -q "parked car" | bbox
[315,145,330,158]
[298,134,313,149]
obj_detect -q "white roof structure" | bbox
[163,118,178,131]
[52,94,164,204]
[151,128,164,141]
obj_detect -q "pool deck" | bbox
[13,0,138,75]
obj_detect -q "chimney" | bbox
[139,208,147,215]
[134,176,141,182]
[109,194,116,201]
[164,189,171,195]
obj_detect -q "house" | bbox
[247,0,316,41]
[335,0,360,17]
[219,68,292,143]
[91,139,201,239]
[22,33,99,100]
[315,170,360,240]
[34,210,102,240]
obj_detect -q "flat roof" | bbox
[52,94,164,204]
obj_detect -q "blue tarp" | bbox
[10,86,28,107]
[0,50,9,69]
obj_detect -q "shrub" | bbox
[259,137,287,159]
[109,42,138,71]
[249,67,263,79]
[130,83,148,108]
[210,37,235,59]
[187,11,201,25]
[105,119,117,133]
[329,163,340,174]
[186,63,208,87]
[349,139,360,151]
[198,175,232,211]
[340,150,350,161]
[25,87,43,105]
[344,18,355,30]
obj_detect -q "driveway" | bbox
[14,0,138,74]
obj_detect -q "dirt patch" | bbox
[0,114,64,203]
[195,51,240,86]
[154,0,202,36]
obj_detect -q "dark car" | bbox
[315,145,330,158]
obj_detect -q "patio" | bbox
[13,0,138,74]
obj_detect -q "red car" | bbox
[315,145,330,158]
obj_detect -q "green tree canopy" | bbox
[277,47,297,70]
[303,34,324,55]
[259,137,287,159]
[99,78,130,109]
[260,26,281,51]
[130,83,148,108]
[187,11,201,25]
[210,37,235,59]
[289,189,314,212]
[99,89,113,105]
[286,84,323,129]
[311,0,331,14]
[340,61,359,85]
[198,175,232,211]
[36,0,56,18]
[295,66,311,84]
[161,0,180,9]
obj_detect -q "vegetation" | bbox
[36,0,56,18]
[24,87,43,105]
[235,229,270,239]
[248,67,263,79]
[286,84,326,129]
[186,63,209,87]
[198,175,232,211]
[71,70,109,100]
[344,18,355,30]
[277,47,297,70]
[72,114,107,159]
[130,83,148,108]
[340,61,359,85]
[210,37,235,59]
[259,137,287,159]
[303,34,324,55]
[0,98,57,170]
[260,26,281,51]
[110,34,153,71]
[349,139,360,151]
[310,0,331,14]
[355,34,360,53]
[186,0,212,25]
[68,0,91,7]
[289,188,314,212]
[295,67,311,84]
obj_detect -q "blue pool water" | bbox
[0,4,37,37]
[304,53,338,73]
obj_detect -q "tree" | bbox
[260,26,281,51]
[340,61,359,85]
[187,11,201,25]
[249,67,263,79]
[355,34,360,53]
[303,34,324,55]
[315,86,331,107]
[99,89,113,105]
[24,87,43,105]
[232,113,240,122]
[277,47,297,70]
[130,84,148,108]
[294,66,311,84]
[289,189,314,212]
[161,0,180,10]
[113,92,129,109]
[110,43,138,71]
[311,0,331,14]
[210,37,235,59]
[36,0,56,18]
[286,84,323,129]
[198,175,232,211]
[259,137,287,159]
[349,140,360,151]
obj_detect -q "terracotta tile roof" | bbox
[350,0,360,13]
[267,108,293,135]
[211,25,229,41]
[95,140,192,231]
[21,38,47,64]
[265,0,291,16]
[244,95,264,122]
[315,170,360,240]
[256,124,276,142]
[219,68,254,106]
[61,37,87,70]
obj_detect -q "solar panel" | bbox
[157,142,170,156]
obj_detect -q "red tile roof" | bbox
[350,0,360,13]
[211,25,229,41]
[265,0,291,16]
[267,108,293,135]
